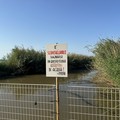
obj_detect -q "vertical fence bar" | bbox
[56,77,59,120]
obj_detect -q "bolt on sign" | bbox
[46,44,68,77]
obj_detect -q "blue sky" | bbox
[0,0,120,58]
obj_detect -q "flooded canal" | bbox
[0,70,90,84]
[0,70,107,120]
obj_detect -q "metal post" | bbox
[56,77,59,120]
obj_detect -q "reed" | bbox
[93,38,120,86]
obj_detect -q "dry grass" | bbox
[92,71,117,87]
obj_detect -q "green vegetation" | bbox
[68,53,93,71]
[0,47,45,77]
[0,46,93,77]
[93,38,120,86]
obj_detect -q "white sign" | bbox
[46,44,68,77]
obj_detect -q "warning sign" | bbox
[46,44,68,77]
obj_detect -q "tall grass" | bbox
[93,38,120,86]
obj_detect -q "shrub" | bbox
[5,46,46,75]
[68,53,94,71]
[0,46,94,76]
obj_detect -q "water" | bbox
[59,70,99,120]
[0,70,90,84]
[0,70,98,120]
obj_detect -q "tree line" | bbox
[0,46,93,77]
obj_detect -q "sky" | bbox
[0,0,120,58]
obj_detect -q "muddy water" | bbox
[0,71,99,120]
[0,70,89,84]
[59,71,100,120]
